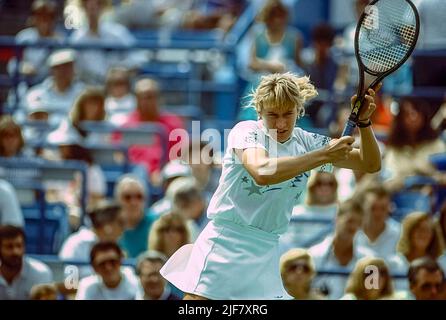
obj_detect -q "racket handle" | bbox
[341,120,357,137]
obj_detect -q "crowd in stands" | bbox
[0,0,446,300]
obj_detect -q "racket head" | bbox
[354,0,420,78]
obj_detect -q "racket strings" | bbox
[358,0,417,73]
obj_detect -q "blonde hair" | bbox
[397,211,444,260]
[345,257,393,300]
[305,171,338,205]
[258,0,288,24]
[0,116,25,156]
[135,78,160,96]
[279,248,316,278]
[148,213,190,257]
[250,73,318,117]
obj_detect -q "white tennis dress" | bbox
[160,120,332,299]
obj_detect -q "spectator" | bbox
[69,0,145,84]
[24,49,85,125]
[8,0,63,80]
[280,171,338,252]
[303,23,343,127]
[341,257,395,300]
[389,211,445,290]
[279,248,324,300]
[150,160,192,216]
[69,87,107,144]
[46,128,107,226]
[166,176,209,241]
[0,116,27,158]
[355,184,401,262]
[59,201,125,278]
[238,0,304,121]
[75,241,138,300]
[0,226,53,300]
[148,213,190,258]
[105,67,136,126]
[30,283,58,300]
[118,78,185,178]
[135,250,181,300]
[115,175,158,258]
[309,199,373,300]
[0,180,24,227]
[408,257,445,300]
[383,97,446,191]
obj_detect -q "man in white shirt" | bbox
[69,0,145,84]
[0,180,24,227]
[75,241,138,300]
[309,199,373,300]
[59,201,125,279]
[0,226,53,300]
[135,250,181,300]
[24,49,85,124]
[355,184,401,263]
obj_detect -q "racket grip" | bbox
[341,120,357,137]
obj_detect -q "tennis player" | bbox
[160,72,381,300]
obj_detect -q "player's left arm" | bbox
[333,87,382,173]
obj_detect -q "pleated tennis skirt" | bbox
[160,219,292,300]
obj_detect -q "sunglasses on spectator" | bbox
[95,258,121,269]
[122,193,144,202]
[160,226,185,233]
[287,262,311,274]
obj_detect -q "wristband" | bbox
[357,119,372,128]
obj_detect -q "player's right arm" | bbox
[234,136,354,185]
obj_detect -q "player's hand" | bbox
[324,136,355,162]
[353,82,382,122]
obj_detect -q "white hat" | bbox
[47,49,76,68]
[161,160,191,182]
[26,91,50,115]
[46,122,83,146]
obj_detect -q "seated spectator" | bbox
[0,180,24,227]
[0,226,53,299]
[30,283,58,300]
[69,0,145,84]
[280,171,338,252]
[75,241,138,300]
[24,49,85,125]
[59,201,124,279]
[105,67,136,126]
[408,257,445,300]
[309,199,373,300]
[383,97,446,191]
[279,248,324,300]
[341,257,395,300]
[135,250,181,300]
[117,78,185,179]
[150,160,192,216]
[389,212,445,290]
[167,176,209,241]
[8,0,63,80]
[0,116,28,158]
[182,0,247,33]
[115,175,158,258]
[69,87,108,144]
[45,129,107,227]
[355,184,401,263]
[148,213,190,258]
[238,0,304,120]
[302,23,342,127]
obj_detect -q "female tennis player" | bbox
[160,72,382,300]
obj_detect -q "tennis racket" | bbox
[341,0,420,136]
